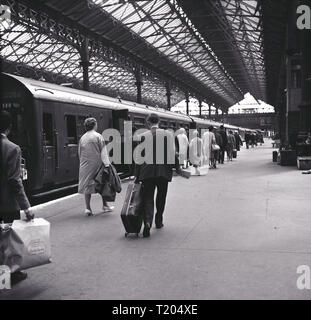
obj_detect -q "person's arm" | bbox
[212,133,216,145]
[100,136,110,167]
[7,146,31,211]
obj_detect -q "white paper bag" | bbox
[1,218,51,272]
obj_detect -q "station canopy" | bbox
[1,0,287,110]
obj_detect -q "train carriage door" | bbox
[63,114,79,182]
[112,109,129,168]
[42,109,56,184]
[112,109,129,131]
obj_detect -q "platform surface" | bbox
[1,141,311,300]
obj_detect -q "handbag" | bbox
[212,144,220,151]
[101,181,116,202]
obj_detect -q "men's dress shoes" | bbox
[11,271,27,285]
[143,223,151,238]
[155,223,164,229]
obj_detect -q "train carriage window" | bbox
[65,115,77,144]
[77,116,87,140]
[169,122,176,130]
[160,121,168,129]
[133,117,146,129]
[43,113,53,146]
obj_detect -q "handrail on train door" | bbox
[54,129,59,170]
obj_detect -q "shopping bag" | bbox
[0,218,51,272]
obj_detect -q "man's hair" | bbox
[0,111,12,133]
[220,125,224,130]
[146,113,160,125]
[208,125,214,131]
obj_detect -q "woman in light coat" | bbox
[176,128,189,168]
[202,126,216,167]
[78,118,113,216]
[189,130,203,175]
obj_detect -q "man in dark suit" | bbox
[219,125,228,164]
[134,113,180,238]
[0,110,33,284]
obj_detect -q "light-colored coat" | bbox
[202,131,216,164]
[78,130,109,194]
[189,137,203,166]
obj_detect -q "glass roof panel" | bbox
[90,0,243,105]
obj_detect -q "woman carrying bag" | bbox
[78,118,114,216]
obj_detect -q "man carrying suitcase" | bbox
[134,113,180,238]
[0,111,34,285]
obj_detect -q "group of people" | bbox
[177,125,243,173]
[0,110,246,288]
[245,131,264,149]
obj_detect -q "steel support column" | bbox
[198,97,202,118]
[185,92,190,115]
[166,81,172,110]
[80,38,91,91]
[135,67,143,104]
[299,3,311,134]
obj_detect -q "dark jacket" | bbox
[234,133,243,151]
[219,130,228,148]
[0,135,30,215]
[215,132,223,147]
[135,127,178,182]
[95,164,122,201]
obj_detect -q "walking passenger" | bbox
[0,111,33,285]
[234,131,243,152]
[218,125,228,164]
[207,126,217,168]
[215,129,223,164]
[78,118,113,216]
[189,130,203,175]
[227,130,236,161]
[134,113,180,238]
[245,131,251,149]
[176,128,189,168]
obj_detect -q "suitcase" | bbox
[179,168,191,179]
[232,149,237,159]
[121,182,143,237]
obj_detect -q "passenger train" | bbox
[1,73,250,198]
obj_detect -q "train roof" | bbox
[2,73,191,123]
[2,73,253,132]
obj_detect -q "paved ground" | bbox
[1,141,311,300]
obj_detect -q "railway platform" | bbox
[1,143,311,300]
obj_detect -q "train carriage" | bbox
[1,72,249,198]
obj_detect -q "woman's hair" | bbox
[84,117,97,131]
[208,126,214,131]
[0,110,12,133]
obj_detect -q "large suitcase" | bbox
[121,183,143,237]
